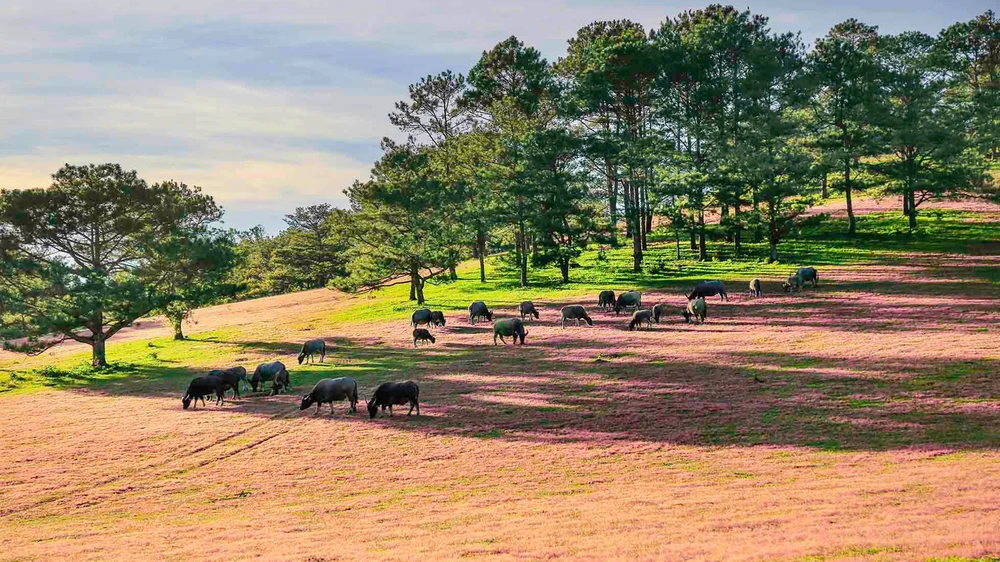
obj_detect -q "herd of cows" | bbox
[180,267,820,417]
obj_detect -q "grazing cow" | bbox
[560,305,594,328]
[652,303,670,323]
[182,376,227,409]
[748,278,762,298]
[300,377,358,415]
[430,311,447,327]
[687,280,728,301]
[493,318,527,345]
[411,308,433,328]
[251,361,289,393]
[468,301,493,324]
[683,297,708,324]
[797,267,818,287]
[519,301,540,320]
[207,366,248,398]
[629,309,654,331]
[367,381,420,418]
[614,291,642,315]
[413,328,436,347]
[598,290,616,311]
[297,339,326,364]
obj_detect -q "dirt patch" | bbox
[807,195,1000,217]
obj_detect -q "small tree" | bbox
[935,11,1000,163]
[873,32,989,230]
[525,128,606,283]
[273,204,346,288]
[807,19,882,235]
[334,141,457,304]
[0,164,222,366]
[157,231,237,340]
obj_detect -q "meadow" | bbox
[0,202,997,561]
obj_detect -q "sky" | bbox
[1,0,994,232]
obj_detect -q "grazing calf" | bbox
[519,301,540,320]
[468,301,493,324]
[598,290,616,311]
[493,318,527,345]
[270,368,291,396]
[411,308,433,328]
[251,361,289,393]
[300,377,358,415]
[652,303,670,323]
[297,339,326,364]
[683,297,708,324]
[783,274,803,293]
[688,280,728,301]
[367,381,420,418]
[748,278,762,298]
[413,328,436,347]
[629,309,654,331]
[207,366,248,398]
[430,311,447,327]
[614,291,642,315]
[560,305,593,328]
[784,267,818,292]
[182,376,226,409]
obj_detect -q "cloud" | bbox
[1,0,997,233]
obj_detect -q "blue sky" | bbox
[1,0,994,232]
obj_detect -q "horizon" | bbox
[1,0,994,233]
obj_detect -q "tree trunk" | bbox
[768,241,778,263]
[92,335,107,368]
[559,258,570,284]
[449,264,457,280]
[416,277,425,305]
[844,159,856,236]
[751,183,761,243]
[518,220,528,287]
[733,197,741,256]
[908,191,917,230]
[631,182,643,272]
[607,162,617,244]
[639,209,648,252]
[721,203,731,242]
[409,264,419,301]
[698,210,707,261]
[477,228,487,283]
[623,185,633,238]
[689,211,698,250]
[640,179,649,252]
[674,224,681,260]
[172,317,184,340]
[821,172,828,199]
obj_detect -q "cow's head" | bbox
[300,394,315,411]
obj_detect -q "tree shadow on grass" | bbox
[44,334,998,452]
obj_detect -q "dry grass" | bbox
[0,211,998,561]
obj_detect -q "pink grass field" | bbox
[1,213,998,561]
